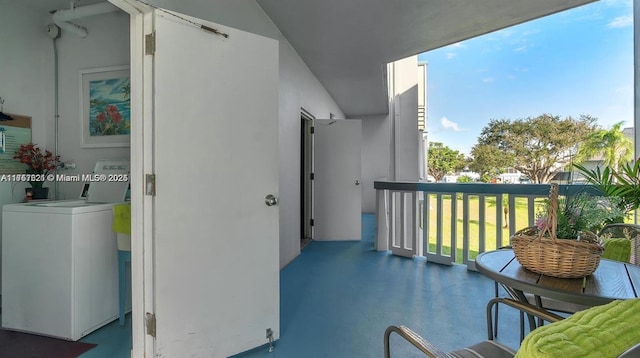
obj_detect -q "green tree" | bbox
[574,121,633,171]
[476,114,596,183]
[427,142,465,182]
[469,144,513,182]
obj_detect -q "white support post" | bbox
[375,189,389,251]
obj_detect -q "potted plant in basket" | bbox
[511,184,624,278]
[534,193,625,240]
[13,143,61,200]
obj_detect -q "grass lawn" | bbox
[424,194,640,263]
[424,195,543,263]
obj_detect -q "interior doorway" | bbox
[300,111,314,249]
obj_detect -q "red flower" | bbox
[112,112,122,124]
[96,112,106,123]
[106,104,118,115]
[13,143,61,175]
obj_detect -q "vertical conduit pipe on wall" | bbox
[47,22,61,199]
[54,37,60,199]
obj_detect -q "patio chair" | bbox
[384,297,640,358]
[599,223,640,265]
[493,223,640,337]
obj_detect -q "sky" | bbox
[417,0,633,157]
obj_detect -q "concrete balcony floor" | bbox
[77,213,526,357]
[234,213,524,357]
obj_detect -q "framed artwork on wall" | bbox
[80,65,131,148]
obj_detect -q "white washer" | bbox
[1,160,129,340]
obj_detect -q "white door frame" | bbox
[107,1,154,356]
[301,109,315,243]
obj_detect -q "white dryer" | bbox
[1,160,129,340]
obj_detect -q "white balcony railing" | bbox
[374,181,601,271]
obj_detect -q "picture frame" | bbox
[80,65,131,148]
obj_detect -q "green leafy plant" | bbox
[573,161,640,214]
[535,194,625,240]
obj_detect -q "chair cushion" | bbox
[515,299,640,358]
[450,340,515,358]
[602,237,631,263]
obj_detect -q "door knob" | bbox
[265,194,278,207]
[355,180,360,186]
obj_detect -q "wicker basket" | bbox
[511,184,604,278]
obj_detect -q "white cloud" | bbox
[483,27,538,54]
[522,29,541,36]
[483,77,495,83]
[440,117,466,132]
[442,42,465,59]
[608,15,633,28]
[510,30,538,52]
[487,29,513,41]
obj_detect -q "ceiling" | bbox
[22,0,596,117]
[256,0,596,117]
[20,0,105,13]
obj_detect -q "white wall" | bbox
[359,56,421,213]
[0,3,61,290]
[0,3,130,202]
[0,1,57,293]
[53,11,130,200]
[360,114,390,213]
[0,3,53,203]
[388,56,420,182]
[635,0,640,160]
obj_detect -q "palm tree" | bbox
[574,121,633,171]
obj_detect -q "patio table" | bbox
[477,249,640,305]
[476,249,640,331]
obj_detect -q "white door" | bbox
[314,119,362,240]
[136,8,279,358]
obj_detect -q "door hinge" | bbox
[145,174,156,196]
[310,173,314,180]
[145,32,156,55]
[310,126,315,134]
[145,312,157,338]
[266,328,274,353]
[310,219,314,227]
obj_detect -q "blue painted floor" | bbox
[233,213,523,357]
[77,213,524,357]
[78,314,131,357]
